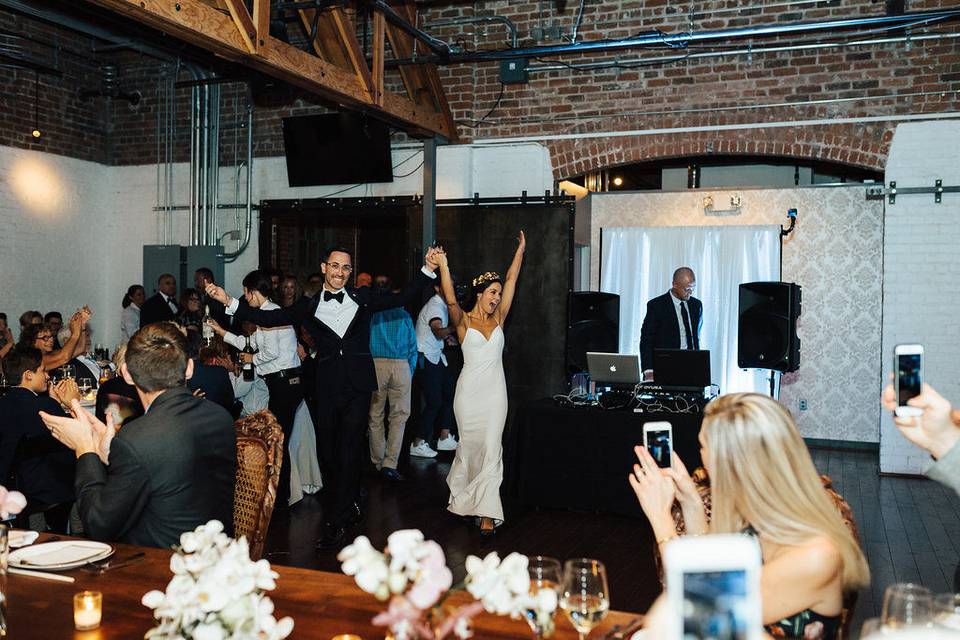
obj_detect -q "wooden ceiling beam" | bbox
[329,7,376,103]
[371,9,385,107]
[223,0,257,53]
[80,0,452,138]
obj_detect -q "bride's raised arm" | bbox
[436,251,464,329]
[496,230,525,323]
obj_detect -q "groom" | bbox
[207,247,440,547]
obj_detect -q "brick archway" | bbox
[548,122,893,180]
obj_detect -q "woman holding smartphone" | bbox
[630,393,869,640]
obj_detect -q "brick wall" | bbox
[3,2,958,173]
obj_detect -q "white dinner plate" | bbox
[9,540,113,571]
[630,629,645,640]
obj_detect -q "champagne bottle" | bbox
[242,336,256,381]
[202,304,214,346]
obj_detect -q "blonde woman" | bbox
[630,393,869,640]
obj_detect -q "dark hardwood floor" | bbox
[263,447,959,638]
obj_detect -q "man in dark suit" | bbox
[139,273,179,328]
[207,246,440,547]
[639,267,703,381]
[40,323,236,549]
[0,347,77,532]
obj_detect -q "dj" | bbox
[639,267,703,382]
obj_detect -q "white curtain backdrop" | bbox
[600,225,781,395]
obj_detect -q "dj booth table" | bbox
[511,398,705,518]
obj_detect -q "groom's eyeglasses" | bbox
[325,262,353,273]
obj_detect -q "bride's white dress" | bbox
[446,323,507,523]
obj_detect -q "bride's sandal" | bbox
[479,517,496,536]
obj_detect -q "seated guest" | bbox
[186,338,238,417]
[629,393,869,640]
[61,325,103,388]
[200,342,268,417]
[19,310,42,334]
[140,273,179,328]
[95,344,143,427]
[39,323,236,549]
[120,285,145,344]
[19,308,89,370]
[44,311,63,349]
[0,347,78,532]
[0,312,13,360]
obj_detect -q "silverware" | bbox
[602,623,622,640]
[81,551,146,574]
[608,616,643,640]
[8,567,75,583]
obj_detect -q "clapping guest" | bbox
[0,347,78,532]
[40,323,236,549]
[19,307,90,370]
[629,393,869,640]
[120,285,145,343]
[44,311,63,349]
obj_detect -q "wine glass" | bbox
[78,378,93,400]
[525,556,562,639]
[933,593,960,633]
[62,364,76,380]
[560,558,609,640]
[882,583,933,630]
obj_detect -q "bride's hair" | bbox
[703,392,870,591]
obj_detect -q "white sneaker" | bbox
[409,441,438,458]
[436,435,459,451]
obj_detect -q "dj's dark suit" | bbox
[74,386,236,549]
[139,292,179,328]
[232,269,435,528]
[639,292,703,373]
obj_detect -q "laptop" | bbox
[653,349,711,387]
[587,352,641,386]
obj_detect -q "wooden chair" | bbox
[655,470,862,640]
[233,410,284,561]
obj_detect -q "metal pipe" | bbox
[387,7,960,65]
[209,84,221,246]
[367,0,454,56]
[222,100,254,261]
[526,31,960,73]
[427,15,518,48]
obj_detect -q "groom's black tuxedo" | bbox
[232,269,435,528]
[639,292,703,373]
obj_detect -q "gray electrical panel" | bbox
[142,245,224,297]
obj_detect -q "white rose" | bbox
[191,621,226,640]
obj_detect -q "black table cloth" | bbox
[511,398,704,518]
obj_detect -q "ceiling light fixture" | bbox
[31,71,41,139]
[613,176,623,187]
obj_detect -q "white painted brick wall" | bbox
[880,121,960,475]
[1,142,553,348]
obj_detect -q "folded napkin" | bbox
[8,529,40,549]
[19,543,106,566]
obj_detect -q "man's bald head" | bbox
[671,267,696,301]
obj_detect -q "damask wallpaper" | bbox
[586,186,884,444]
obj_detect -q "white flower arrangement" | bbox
[339,530,558,640]
[141,520,294,640]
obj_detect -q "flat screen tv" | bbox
[282,112,393,187]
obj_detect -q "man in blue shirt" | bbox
[367,275,419,481]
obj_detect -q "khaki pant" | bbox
[368,358,412,470]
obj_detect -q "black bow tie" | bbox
[323,290,345,304]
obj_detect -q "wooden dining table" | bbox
[5,533,643,639]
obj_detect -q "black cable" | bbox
[456,82,506,128]
[394,160,425,178]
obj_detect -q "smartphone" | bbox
[894,344,923,418]
[643,421,673,469]
[665,535,763,640]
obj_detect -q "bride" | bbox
[434,231,525,535]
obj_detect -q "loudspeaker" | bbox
[566,291,620,374]
[737,282,801,373]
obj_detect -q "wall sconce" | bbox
[703,194,743,216]
[612,176,623,187]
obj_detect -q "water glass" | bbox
[526,556,562,639]
[882,583,933,630]
[62,364,76,380]
[560,558,609,640]
[78,378,93,399]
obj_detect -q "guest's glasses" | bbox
[37,334,54,342]
[325,262,353,273]
[560,558,609,640]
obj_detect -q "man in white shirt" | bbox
[411,284,459,457]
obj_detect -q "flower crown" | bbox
[472,272,501,288]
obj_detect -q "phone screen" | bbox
[646,428,672,469]
[682,569,750,640]
[897,353,922,406]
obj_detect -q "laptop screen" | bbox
[653,349,711,387]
